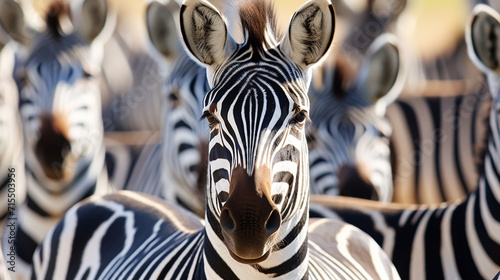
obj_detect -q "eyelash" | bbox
[202,111,219,127]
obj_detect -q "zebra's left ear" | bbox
[280,0,335,71]
[466,4,500,74]
[70,0,116,45]
[0,0,29,45]
[355,33,403,116]
[180,0,236,74]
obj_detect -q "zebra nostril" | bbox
[220,208,235,233]
[272,194,282,204]
[265,209,281,235]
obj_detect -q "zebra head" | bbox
[308,34,403,202]
[181,0,335,264]
[1,0,111,187]
[146,0,210,215]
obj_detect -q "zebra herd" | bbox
[0,0,499,279]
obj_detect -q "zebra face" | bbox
[309,92,393,200]
[309,34,402,202]
[3,0,111,188]
[20,37,102,184]
[181,0,335,264]
[202,61,309,263]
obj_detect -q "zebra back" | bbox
[309,4,500,278]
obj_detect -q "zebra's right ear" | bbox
[0,0,29,45]
[280,0,335,71]
[354,33,403,116]
[146,1,179,60]
[466,4,500,74]
[180,0,236,71]
[70,0,116,45]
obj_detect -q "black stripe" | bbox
[451,200,482,279]
[68,204,114,279]
[423,209,445,279]
[43,214,65,280]
[204,237,238,279]
[397,101,421,201]
[426,97,446,201]
[255,237,308,277]
[453,95,471,195]
[273,207,307,251]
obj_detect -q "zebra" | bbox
[308,4,500,279]
[0,41,26,226]
[387,83,491,204]
[308,33,404,202]
[122,0,210,216]
[0,37,24,280]
[0,1,114,278]
[31,0,400,278]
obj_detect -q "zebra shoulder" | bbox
[308,218,400,280]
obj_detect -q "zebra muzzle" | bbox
[219,167,282,263]
[35,114,72,180]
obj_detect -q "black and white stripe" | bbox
[387,84,491,204]
[309,5,500,279]
[31,1,399,279]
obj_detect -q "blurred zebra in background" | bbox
[308,33,404,202]
[0,1,114,278]
[309,5,500,278]
[0,22,25,280]
[123,0,210,216]
[0,36,25,227]
[388,84,491,204]
[31,1,400,279]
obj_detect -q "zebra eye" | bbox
[83,70,93,79]
[292,111,308,124]
[202,111,219,127]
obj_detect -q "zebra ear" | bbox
[280,0,335,70]
[180,0,236,70]
[146,1,179,60]
[355,33,402,115]
[0,0,29,45]
[467,4,500,74]
[70,0,116,44]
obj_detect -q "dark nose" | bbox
[219,167,281,260]
[338,165,379,200]
[220,203,281,237]
[35,114,71,180]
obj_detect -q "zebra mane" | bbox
[45,1,71,39]
[239,0,278,53]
